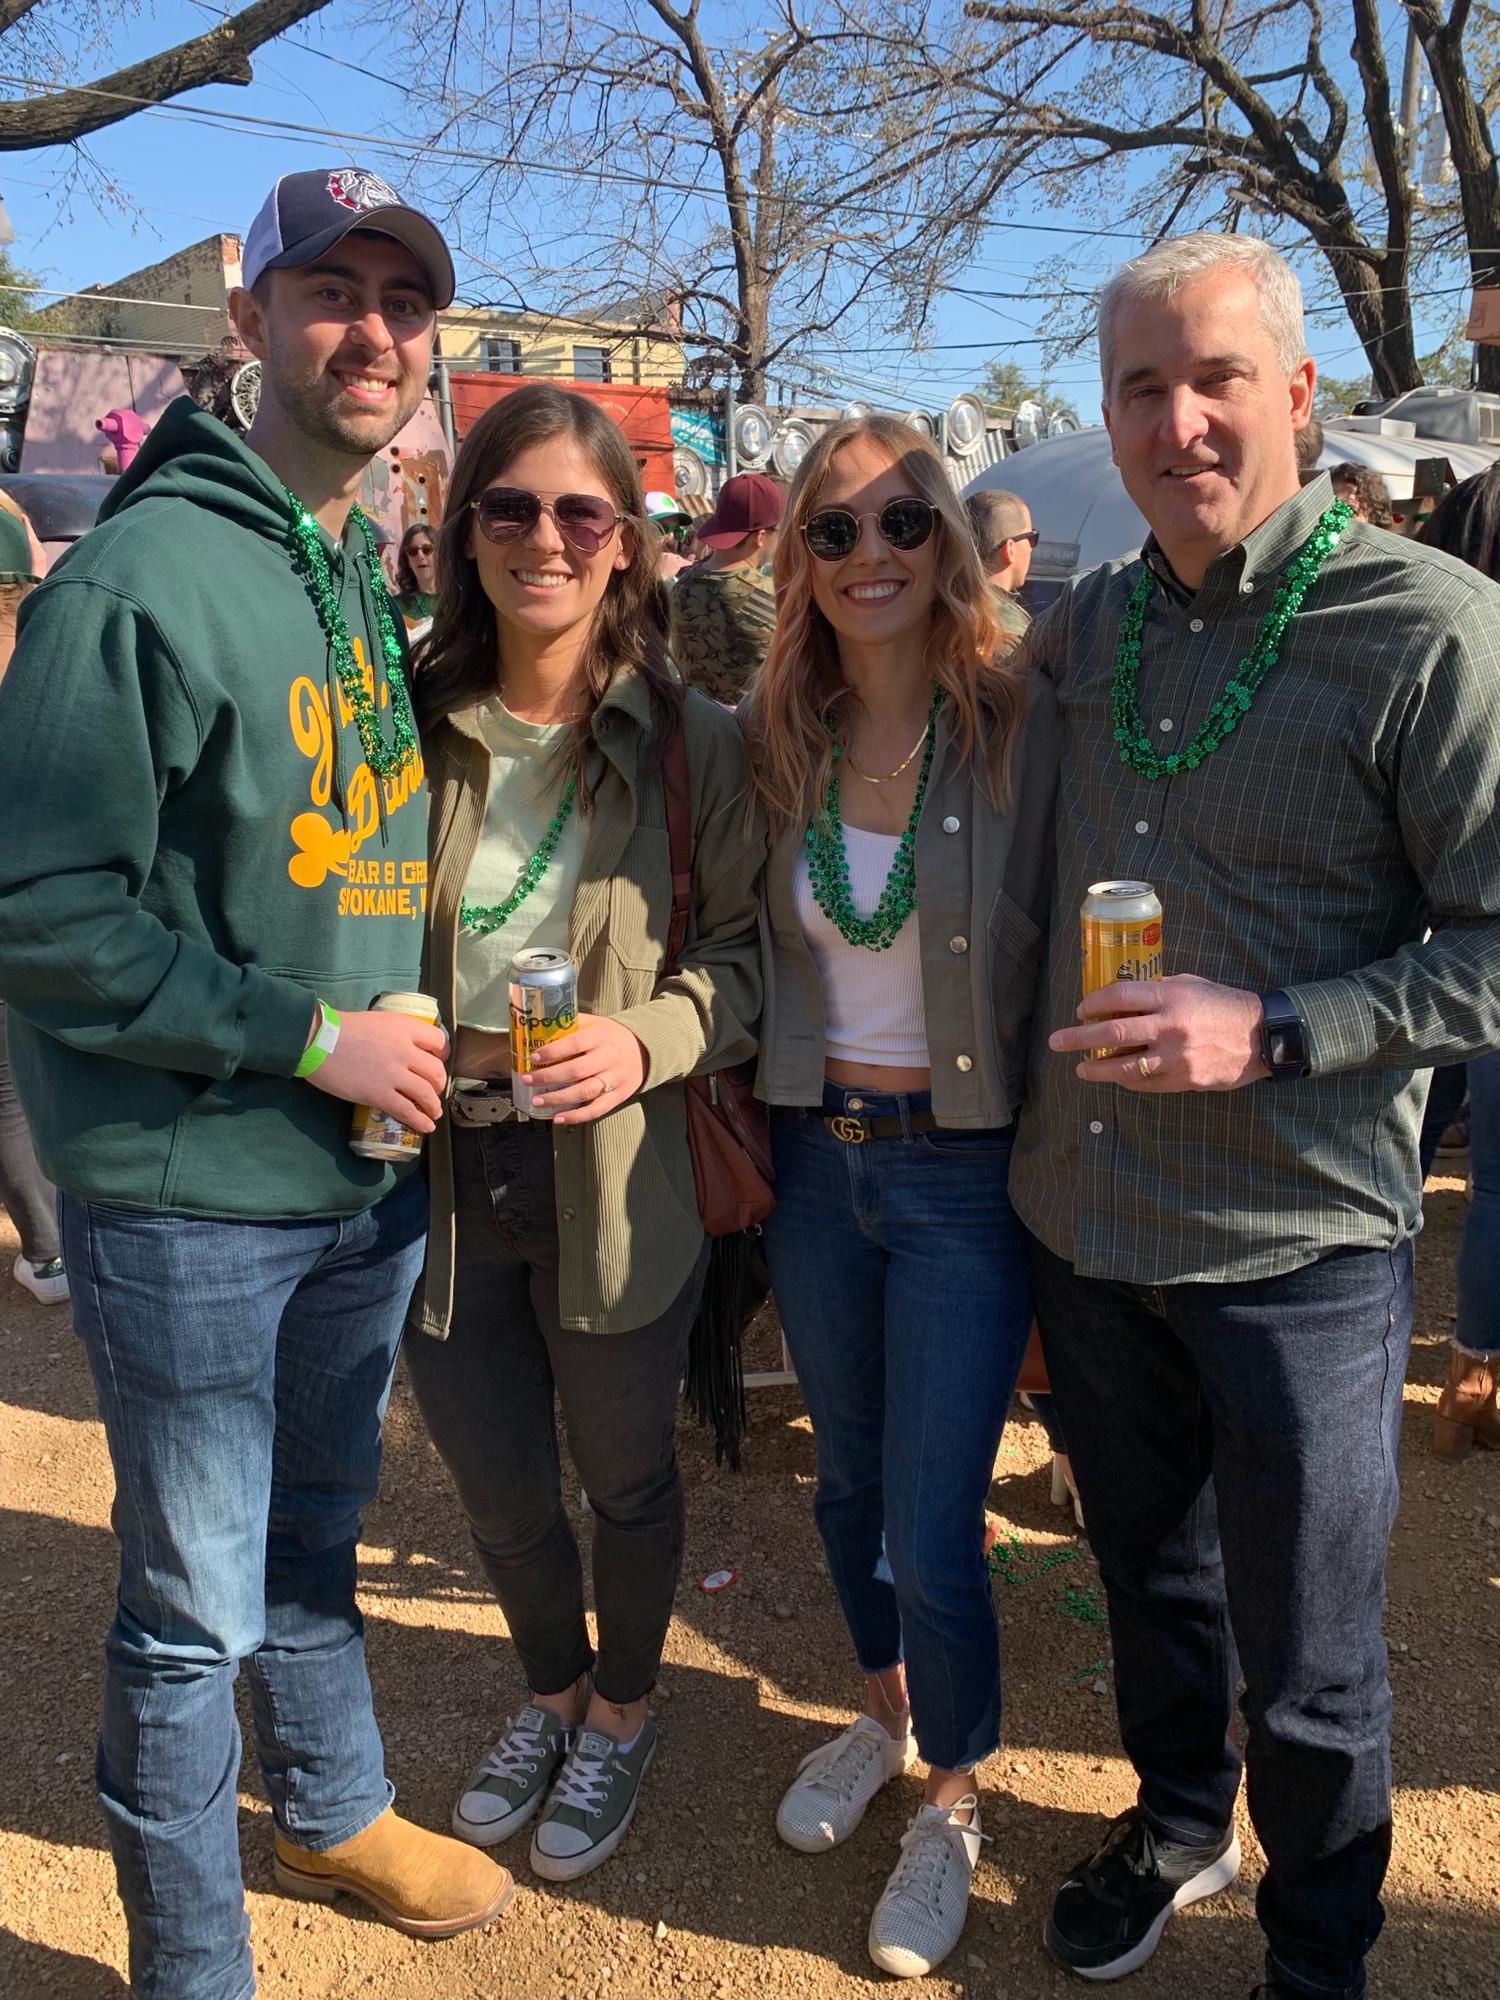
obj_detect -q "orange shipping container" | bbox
[447,373,675,493]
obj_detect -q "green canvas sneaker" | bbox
[452,1704,573,1847]
[529,1719,658,1881]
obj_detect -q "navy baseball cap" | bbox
[242,167,455,308]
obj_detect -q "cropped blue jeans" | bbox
[761,1086,1033,1771]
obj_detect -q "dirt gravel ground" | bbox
[2,1173,1497,2000]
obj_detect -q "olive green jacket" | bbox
[415,671,766,1337]
[756,679,1059,1125]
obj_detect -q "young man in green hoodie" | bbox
[0,170,513,1997]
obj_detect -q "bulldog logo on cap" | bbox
[327,168,402,213]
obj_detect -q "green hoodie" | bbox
[0,397,430,1218]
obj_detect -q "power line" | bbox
[0,280,224,316]
[0,69,1147,244]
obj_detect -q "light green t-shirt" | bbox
[455,697,588,1030]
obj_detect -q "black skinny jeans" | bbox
[404,1119,707,1705]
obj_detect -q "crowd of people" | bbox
[0,165,1497,2000]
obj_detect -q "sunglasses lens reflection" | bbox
[553,496,619,551]
[804,500,936,561]
[476,489,539,541]
[804,509,860,560]
[879,499,935,550]
[476,489,618,553]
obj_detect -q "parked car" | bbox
[0,470,114,560]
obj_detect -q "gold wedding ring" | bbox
[1136,1054,1153,1080]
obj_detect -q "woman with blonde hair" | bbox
[742,414,1057,1978]
[406,384,763,1883]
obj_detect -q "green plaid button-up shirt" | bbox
[1010,474,1500,1284]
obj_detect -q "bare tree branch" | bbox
[0,0,335,150]
[389,0,993,398]
[956,0,1427,392]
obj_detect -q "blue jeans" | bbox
[1030,1237,1412,2000]
[1417,1062,1467,1183]
[62,1173,428,2000]
[1456,1047,1500,1357]
[762,1087,1032,1771]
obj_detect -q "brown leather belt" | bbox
[820,1109,941,1144]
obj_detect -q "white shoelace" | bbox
[479,1706,552,1783]
[798,1725,884,1803]
[550,1733,616,1816]
[888,1803,988,1917]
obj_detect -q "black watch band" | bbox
[1258,988,1311,1080]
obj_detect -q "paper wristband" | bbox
[295,1003,342,1079]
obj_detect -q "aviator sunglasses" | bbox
[471,485,624,555]
[802,496,936,562]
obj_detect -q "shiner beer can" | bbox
[349,991,443,1161]
[509,947,578,1120]
[1080,880,1164,1060]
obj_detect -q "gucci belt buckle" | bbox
[830,1114,868,1144]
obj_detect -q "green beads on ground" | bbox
[1110,500,1353,781]
[805,684,945,951]
[460,773,578,935]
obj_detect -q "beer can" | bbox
[349,991,442,1161]
[1079,880,1163,1060]
[508,948,578,1119]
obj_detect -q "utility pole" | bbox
[1398,18,1423,183]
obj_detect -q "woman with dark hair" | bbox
[740,415,1057,1977]
[1327,461,1395,529]
[404,384,764,1881]
[1417,468,1500,1456]
[393,521,438,622]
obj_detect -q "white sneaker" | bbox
[13,1255,68,1306]
[775,1715,916,1853]
[868,1793,986,1978]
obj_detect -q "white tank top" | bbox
[792,827,929,1068]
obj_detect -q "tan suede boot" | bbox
[273,1806,515,1938]
[1432,1348,1500,1460]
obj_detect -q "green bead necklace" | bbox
[460,771,578,935]
[285,490,420,780]
[805,684,944,952]
[1111,499,1353,780]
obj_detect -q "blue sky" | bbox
[0,1,1468,425]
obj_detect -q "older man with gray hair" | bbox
[1011,232,1500,2000]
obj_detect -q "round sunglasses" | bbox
[471,486,624,555]
[803,497,936,563]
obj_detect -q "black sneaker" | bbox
[1044,1805,1241,1979]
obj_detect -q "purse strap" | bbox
[662,705,694,977]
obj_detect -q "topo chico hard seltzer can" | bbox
[1080,880,1164,1061]
[349,990,443,1161]
[509,947,579,1120]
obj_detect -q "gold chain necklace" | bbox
[844,717,931,784]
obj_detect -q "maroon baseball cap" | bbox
[698,472,784,548]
